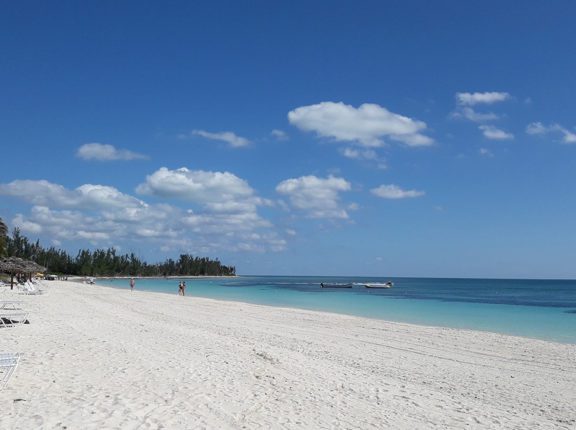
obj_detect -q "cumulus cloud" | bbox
[271,129,288,141]
[452,91,512,126]
[0,180,147,210]
[191,130,251,148]
[135,167,282,250]
[371,184,424,199]
[288,102,433,148]
[456,92,511,106]
[136,167,269,213]
[340,147,387,169]
[340,147,378,160]
[1,173,285,253]
[76,143,147,161]
[12,214,43,234]
[526,122,576,144]
[479,125,514,140]
[479,148,494,157]
[276,175,352,219]
[12,206,114,243]
[453,107,499,123]
[526,122,547,135]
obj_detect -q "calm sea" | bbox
[96,276,576,344]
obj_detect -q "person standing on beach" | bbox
[130,277,135,292]
[178,281,187,296]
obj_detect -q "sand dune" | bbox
[1,281,575,429]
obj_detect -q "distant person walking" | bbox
[130,277,135,292]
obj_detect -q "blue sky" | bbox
[1,1,575,278]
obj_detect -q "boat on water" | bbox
[320,282,353,288]
[364,281,394,289]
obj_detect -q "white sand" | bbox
[1,281,575,429]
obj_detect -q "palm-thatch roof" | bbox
[0,256,27,273]
[0,256,46,274]
[0,257,46,289]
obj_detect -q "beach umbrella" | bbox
[24,260,46,275]
[0,257,44,289]
[0,257,27,289]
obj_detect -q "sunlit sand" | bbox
[1,281,575,429]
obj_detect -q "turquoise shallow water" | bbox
[97,276,576,344]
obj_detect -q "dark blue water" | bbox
[97,276,576,344]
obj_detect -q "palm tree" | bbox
[0,217,7,257]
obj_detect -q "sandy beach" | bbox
[1,281,575,429]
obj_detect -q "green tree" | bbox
[0,217,7,257]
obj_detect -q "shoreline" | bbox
[2,280,575,428]
[92,277,576,346]
[66,275,238,282]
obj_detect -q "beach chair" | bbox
[20,282,43,295]
[0,312,29,328]
[0,301,24,311]
[0,353,22,390]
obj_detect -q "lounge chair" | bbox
[0,301,24,311]
[20,282,43,295]
[0,312,29,328]
[0,353,22,390]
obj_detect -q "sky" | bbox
[1,1,575,278]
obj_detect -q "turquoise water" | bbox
[97,276,576,344]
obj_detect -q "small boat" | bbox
[320,282,353,288]
[364,282,394,289]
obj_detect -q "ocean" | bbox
[96,276,576,344]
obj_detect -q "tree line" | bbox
[0,219,235,277]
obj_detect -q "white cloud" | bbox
[526,122,576,144]
[76,143,147,161]
[453,107,499,123]
[479,125,514,140]
[16,206,116,242]
[1,173,284,253]
[276,175,352,219]
[191,130,251,148]
[340,147,378,160]
[136,167,268,213]
[12,214,42,234]
[526,122,547,135]
[288,101,433,147]
[77,230,110,241]
[452,91,511,125]
[135,167,281,250]
[456,92,511,106]
[557,128,575,144]
[340,148,387,169]
[479,148,494,157]
[271,129,288,140]
[0,180,147,210]
[371,184,424,199]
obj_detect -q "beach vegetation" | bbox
[3,227,235,277]
[0,217,7,257]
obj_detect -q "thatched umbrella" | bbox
[0,256,37,290]
[23,260,46,276]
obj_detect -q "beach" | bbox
[1,281,575,429]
